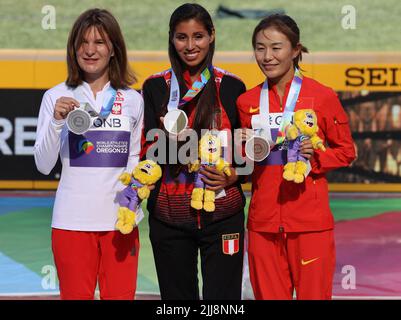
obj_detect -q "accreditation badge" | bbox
[222,233,240,255]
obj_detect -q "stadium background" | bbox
[1,0,401,299]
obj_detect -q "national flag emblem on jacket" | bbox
[111,103,122,115]
[222,233,240,255]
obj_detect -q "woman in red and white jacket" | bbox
[34,9,143,300]
[237,14,356,300]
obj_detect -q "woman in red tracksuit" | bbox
[237,14,356,300]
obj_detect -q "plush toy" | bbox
[283,109,326,183]
[116,160,162,234]
[189,131,231,212]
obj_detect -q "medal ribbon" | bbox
[167,66,213,111]
[98,87,117,117]
[259,68,303,144]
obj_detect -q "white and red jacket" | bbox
[34,81,144,231]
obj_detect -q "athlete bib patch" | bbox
[69,116,130,168]
[256,112,291,166]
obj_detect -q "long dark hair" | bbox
[66,8,136,89]
[252,14,308,70]
[166,3,218,137]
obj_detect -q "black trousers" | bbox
[149,211,245,300]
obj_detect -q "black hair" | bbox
[252,14,308,70]
[167,3,218,137]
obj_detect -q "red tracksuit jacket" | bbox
[237,76,356,233]
[141,67,246,229]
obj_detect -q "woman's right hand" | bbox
[54,97,80,120]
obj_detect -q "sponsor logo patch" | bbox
[301,257,319,266]
[249,106,259,113]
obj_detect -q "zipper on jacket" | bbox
[197,210,201,229]
[278,225,286,255]
[278,85,289,233]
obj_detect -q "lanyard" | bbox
[167,66,213,111]
[258,68,303,144]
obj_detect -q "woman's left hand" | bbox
[200,165,238,192]
[300,139,314,160]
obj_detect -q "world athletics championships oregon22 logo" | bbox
[77,139,94,154]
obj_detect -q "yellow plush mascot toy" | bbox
[283,109,326,183]
[116,160,162,234]
[189,131,231,212]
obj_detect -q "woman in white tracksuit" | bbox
[34,8,143,300]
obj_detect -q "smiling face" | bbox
[254,27,300,82]
[76,26,114,82]
[172,18,214,69]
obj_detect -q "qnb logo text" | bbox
[93,118,122,129]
